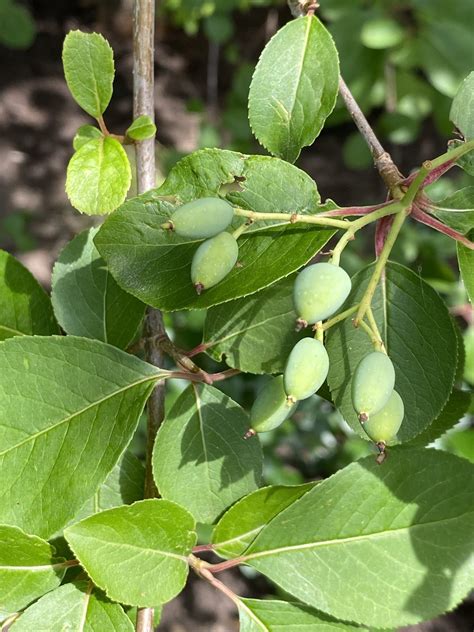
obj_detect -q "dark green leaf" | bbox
[408,389,470,446]
[0,249,58,341]
[153,384,262,524]
[0,526,66,618]
[430,187,474,234]
[65,500,196,607]
[212,483,315,558]
[51,228,145,348]
[248,16,339,163]
[0,1,35,49]
[95,149,334,311]
[62,30,114,118]
[326,262,458,442]
[243,448,474,628]
[66,137,131,215]
[0,336,163,537]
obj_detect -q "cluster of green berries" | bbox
[352,351,404,449]
[162,197,237,295]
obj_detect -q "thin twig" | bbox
[134,1,160,630]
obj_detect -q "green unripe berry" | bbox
[293,263,351,328]
[191,231,238,294]
[284,338,329,402]
[165,197,234,239]
[351,351,395,421]
[361,390,404,444]
[246,375,297,437]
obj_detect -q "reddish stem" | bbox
[412,206,474,249]
[193,544,215,553]
[375,215,395,259]
[207,556,247,573]
[320,202,391,218]
[169,368,240,385]
[186,342,212,358]
[402,160,455,189]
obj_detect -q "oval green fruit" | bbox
[293,263,351,327]
[351,351,395,421]
[361,390,404,444]
[284,338,329,402]
[191,231,238,293]
[247,375,297,436]
[168,197,234,239]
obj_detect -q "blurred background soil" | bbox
[0,1,472,630]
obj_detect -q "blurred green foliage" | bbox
[0,0,35,49]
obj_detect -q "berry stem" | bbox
[233,208,350,230]
[321,304,359,331]
[366,306,385,352]
[358,318,383,350]
[232,221,253,239]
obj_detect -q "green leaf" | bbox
[408,388,471,446]
[242,448,474,628]
[458,230,474,303]
[0,335,163,538]
[66,137,131,215]
[360,17,405,50]
[326,262,458,442]
[203,277,303,374]
[71,449,145,523]
[95,149,334,311]
[450,72,474,139]
[248,16,339,163]
[0,1,35,49]
[0,525,66,618]
[9,581,133,632]
[0,249,58,341]
[51,228,145,348]
[430,187,474,234]
[153,384,262,524]
[73,125,103,151]
[238,598,360,631]
[126,115,157,141]
[212,483,315,558]
[65,500,196,606]
[62,30,114,118]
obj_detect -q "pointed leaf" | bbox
[0,250,58,341]
[239,599,361,631]
[51,228,145,348]
[10,581,134,632]
[430,187,474,234]
[242,448,474,628]
[203,277,302,374]
[126,115,157,141]
[71,449,145,523]
[0,335,163,537]
[458,230,474,303]
[95,149,334,311]
[212,483,315,558]
[450,71,474,139]
[248,16,339,162]
[326,262,458,442]
[62,30,114,118]
[0,525,66,618]
[66,137,131,215]
[153,384,262,523]
[65,500,196,607]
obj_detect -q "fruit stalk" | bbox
[233,207,350,229]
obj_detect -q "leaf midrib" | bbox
[243,511,474,563]
[68,532,188,562]
[0,373,160,458]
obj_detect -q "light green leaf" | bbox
[0,525,66,618]
[430,187,474,234]
[95,149,334,311]
[0,249,58,341]
[51,228,145,348]
[450,72,474,139]
[62,30,114,118]
[126,115,157,141]
[65,500,196,607]
[0,335,163,538]
[248,16,339,163]
[239,598,361,631]
[71,449,145,523]
[458,230,474,303]
[153,384,262,524]
[212,483,315,558]
[360,17,404,50]
[203,277,303,374]
[327,262,458,442]
[10,580,134,632]
[242,448,474,628]
[66,137,131,215]
[73,125,103,151]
